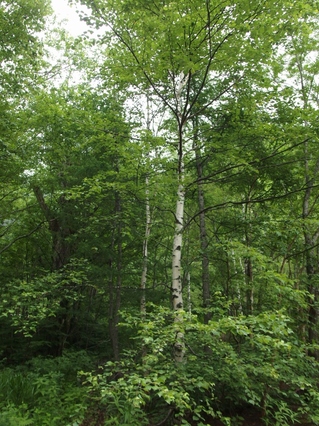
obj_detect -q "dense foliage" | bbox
[1,0,319,425]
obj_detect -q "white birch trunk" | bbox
[172,178,185,362]
[171,71,189,363]
[140,174,151,316]
[141,93,152,316]
[172,180,184,311]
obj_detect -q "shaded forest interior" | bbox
[1,0,319,425]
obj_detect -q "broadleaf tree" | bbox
[73,0,314,361]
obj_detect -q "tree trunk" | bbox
[172,178,185,362]
[193,118,211,323]
[141,94,152,317]
[303,164,319,359]
[171,73,189,363]
[296,49,319,358]
[33,185,75,355]
[245,257,254,315]
[33,186,73,270]
[109,191,122,361]
[243,196,254,315]
[140,174,151,316]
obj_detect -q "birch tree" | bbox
[73,0,310,361]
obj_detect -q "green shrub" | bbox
[0,350,93,426]
[82,305,319,425]
[0,405,32,426]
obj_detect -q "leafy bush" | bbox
[0,350,93,426]
[0,405,32,426]
[82,305,319,425]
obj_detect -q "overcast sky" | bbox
[51,0,87,36]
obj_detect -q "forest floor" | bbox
[79,405,316,426]
[197,408,266,426]
[206,412,315,426]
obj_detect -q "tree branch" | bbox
[184,183,319,230]
[0,221,45,254]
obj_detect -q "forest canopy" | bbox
[1,0,319,425]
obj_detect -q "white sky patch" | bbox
[50,0,87,36]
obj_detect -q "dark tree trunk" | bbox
[245,257,253,315]
[108,191,122,361]
[302,153,319,359]
[304,233,319,359]
[33,185,76,355]
[193,118,211,324]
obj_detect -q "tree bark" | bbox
[140,94,152,317]
[193,118,211,323]
[302,157,319,359]
[171,73,189,363]
[172,179,185,363]
[243,194,254,315]
[296,47,319,358]
[109,191,122,361]
[33,185,75,355]
[33,186,73,270]
[140,174,151,317]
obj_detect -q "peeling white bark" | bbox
[171,72,189,362]
[172,180,185,312]
[140,174,151,316]
[141,94,152,317]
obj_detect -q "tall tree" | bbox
[73,0,309,361]
[0,0,50,251]
[286,22,319,356]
